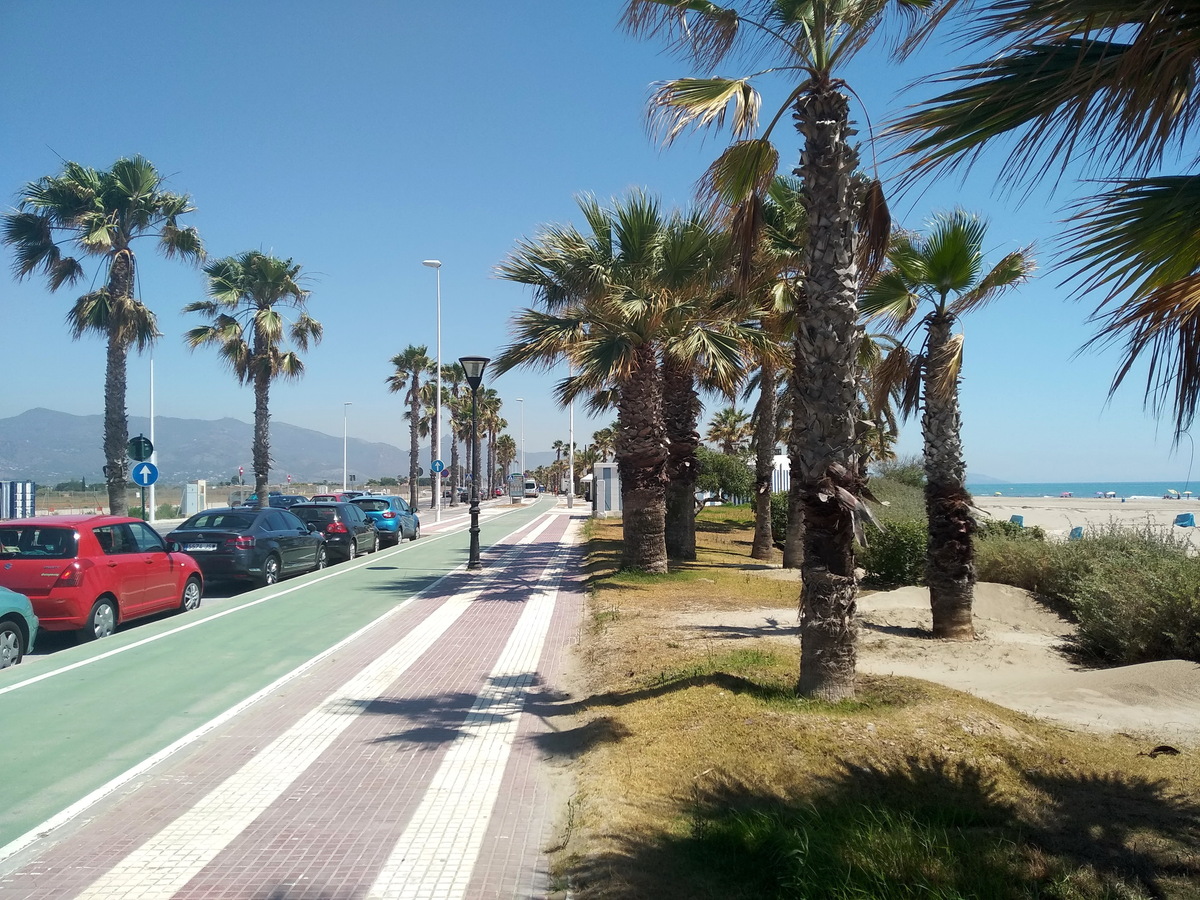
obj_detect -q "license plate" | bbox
[185,543,218,552]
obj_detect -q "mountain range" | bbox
[0,409,557,485]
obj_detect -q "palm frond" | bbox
[649,77,761,145]
[949,247,1036,317]
[621,0,741,69]
[927,331,965,402]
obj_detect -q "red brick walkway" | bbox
[0,507,585,899]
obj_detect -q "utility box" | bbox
[1,481,36,518]
[181,480,208,516]
[592,462,621,518]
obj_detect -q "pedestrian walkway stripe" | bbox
[70,514,564,899]
[367,518,579,899]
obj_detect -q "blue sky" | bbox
[1,1,1193,483]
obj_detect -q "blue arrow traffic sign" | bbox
[131,462,159,487]
[431,459,445,473]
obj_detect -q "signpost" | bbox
[128,435,155,519]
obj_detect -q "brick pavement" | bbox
[1,504,586,899]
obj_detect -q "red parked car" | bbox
[0,515,204,642]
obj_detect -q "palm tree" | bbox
[496,433,518,487]
[185,252,321,508]
[591,426,616,462]
[442,363,466,505]
[414,375,440,508]
[387,345,433,509]
[623,0,936,700]
[3,156,204,515]
[890,0,1200,438]
[497,194,744,570]
[706,407,752,454]
[862,211,1033,638]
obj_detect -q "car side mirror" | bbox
[306,523,319,533]
[167,540,183,553]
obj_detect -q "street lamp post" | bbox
[516,397,525,482]
[342,401,352,491]
[422,259,442,523]
[460,356,489,570]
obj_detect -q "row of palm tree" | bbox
[2,155,326,514]
[612,0,1189,701]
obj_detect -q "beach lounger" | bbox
[1174,513,1195,527]
[1009,515,1023,527]
[1068,526,1083,541]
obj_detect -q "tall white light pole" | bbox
[149,356,157,522]
[516,398,525,481]
[342,401,352,491]
[423,259,443,522]
[567,366,574,509]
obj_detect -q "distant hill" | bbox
[0,408,560,485]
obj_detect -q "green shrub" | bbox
[156,502,180,519]
[127,505,146,518]
[975,518,1045,542]
[871,454,926,488]
[868,476,927,525]
[859,518,927,587]
[770,491,788,547]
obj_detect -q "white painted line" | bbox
[0,512,559,869]
[367,518,580,899]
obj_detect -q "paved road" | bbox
[0,496,585,898]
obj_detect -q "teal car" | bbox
[0,584,37,669]
[350,495,420,547]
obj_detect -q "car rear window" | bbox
[182,513,255,531]
[353,499,390,512]
[292,507,337,526]
[310,495,338,502]
[0,526,78,559]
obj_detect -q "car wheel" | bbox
[0,620,25,668]
[78,598,117,642]
[347,540,357,561]
[315,546,328,570]
[178,577,202,613]
[261,554,282,587]
[371,534,380,553]
[410,522,421,541]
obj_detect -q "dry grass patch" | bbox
[554,511,1200,899]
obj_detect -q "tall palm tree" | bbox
[591,426,616,462]
[497,193,737,573]
[387,345,433,508]
[414,375,441,508]
[891,0,1200,438]
[496,433,518,486]
[3,156,204,515]
[185,252,322,508]
[706,407,753,453]
[623,0,937,700]
[862,211,1034,638]
[442,363,466,506]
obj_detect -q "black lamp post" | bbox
[459,355,489,570]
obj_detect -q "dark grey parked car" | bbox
[167,507,328,587]
[289,502,379,562]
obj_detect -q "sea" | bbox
[967,481,1196,499]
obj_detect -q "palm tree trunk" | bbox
[751,362,778,560]
[103,249,135,517]
[617,343,669,573]
[408,383,421,509]
[792,85,863,701]
[253,369,271,509]
[663,359,699,560]
[449,430,460,507]
[923,314,976,640]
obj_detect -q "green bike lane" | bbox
[0,498,550,855]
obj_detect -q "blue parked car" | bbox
[0,584,38,669]
[350,495,420,547]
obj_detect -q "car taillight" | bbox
[326,521,349,534]
[55,561,86,588]
[382,511,395,519]
[225,536,255,550]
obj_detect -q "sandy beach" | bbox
[973,494,1200,549]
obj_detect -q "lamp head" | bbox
[459,356,489,391]
[422,260,442,268]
